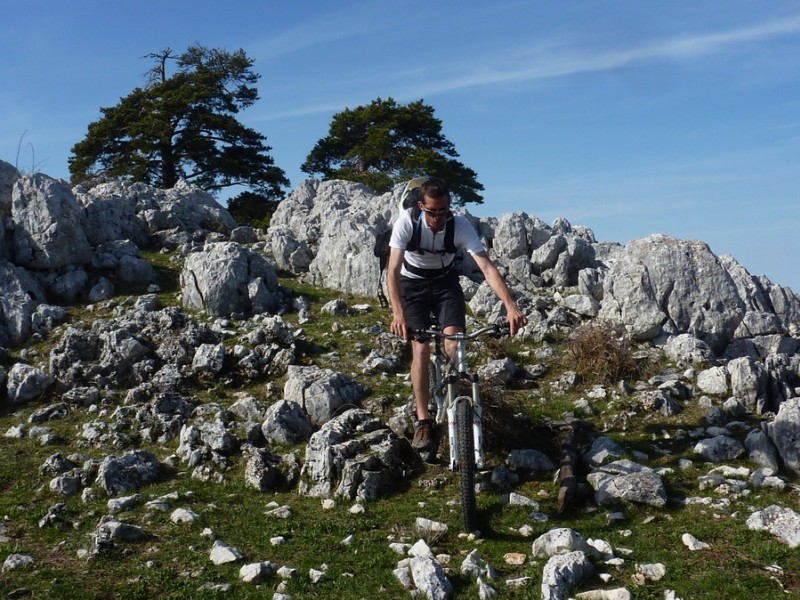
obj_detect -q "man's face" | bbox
[418,194,451,232]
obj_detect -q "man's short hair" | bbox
[419,178,450,202]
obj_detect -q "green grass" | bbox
[1,268,798,599]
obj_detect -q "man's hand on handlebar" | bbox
[505,307,528,336]
[390,314,409,341]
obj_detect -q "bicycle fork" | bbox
[446,373,485,471]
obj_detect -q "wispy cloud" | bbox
[256,13,800,119]
[249,1,417,61]
[410,14,800,97]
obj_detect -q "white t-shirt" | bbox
[389,209,485,279]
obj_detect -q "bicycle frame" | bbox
[418,325,501,470]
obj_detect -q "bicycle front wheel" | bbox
[455,397,478,533]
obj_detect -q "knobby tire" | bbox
[456,398,478,532]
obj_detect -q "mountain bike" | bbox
[411,322,508,533]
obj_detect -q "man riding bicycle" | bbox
[387,178,527,453]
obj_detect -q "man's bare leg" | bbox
[411,339,431,421]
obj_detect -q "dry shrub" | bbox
[565,322,639,384]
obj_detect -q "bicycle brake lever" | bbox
[492,319,510,338]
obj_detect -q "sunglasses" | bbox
[419,205,450,217]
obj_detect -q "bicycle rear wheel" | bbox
[455,398,478,532]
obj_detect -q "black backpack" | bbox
[373,178,456,307]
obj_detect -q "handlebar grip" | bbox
[492,319,510,338]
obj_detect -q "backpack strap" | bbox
[443,216,456,254]
[406,207,457,255]
[406,206,423,253]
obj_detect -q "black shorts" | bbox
[399,271,466,331]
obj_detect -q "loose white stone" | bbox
[309,568,327,583]
[209,540,242,565]
[171,508,200,524]
[389,542,410,555]
[410,539,434,558]
[416,517,448,536]
[681,533,710,551]
[635,562,666,581]
[506,576,531,588]
[2,554,34,572]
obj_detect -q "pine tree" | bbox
[69,46,289,198]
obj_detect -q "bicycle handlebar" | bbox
[410,322,509,342]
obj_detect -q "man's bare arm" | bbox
[387,247,409,340]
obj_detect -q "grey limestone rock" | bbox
[299,408,421,501]
[597,234,745,353]
[586,460,667,507]
[746,504,800,548]
[261,399,314,446]
[12,174,91,269]
[6,362,53,403]
[541,550,593,600]
[283,365,366,426]
[180,241,279,317]
[95,450,164,496]
[767,397,800,476]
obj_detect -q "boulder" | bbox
[180,241,279,317]
[12,174,91,269]
[693,435,745,462]
[541,551,593,600]
[6,362,53,403]
[261,399,314,445]
[0,260,47,347]
[532,528,593,558]
[586,460,667,507]
[720,254,800,336]
[283,365,366,426]
[727,357,768,413]
[299,408,421,500]
[746,504,800,548]
[95,450,164,496]
[696,366,728,395]
[745,427,781,472]
[767,397,800,476]
[0,159,20,215]
[597,235,745,353]
[76,182,150,247]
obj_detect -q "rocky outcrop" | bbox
[12,174,92,269]
[264,181,800,366]
[299,408,422,500]
[597,235,745,354]
[180,241,281,317]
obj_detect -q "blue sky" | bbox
[2,1,799,291]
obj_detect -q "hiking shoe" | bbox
[412,419,434,451]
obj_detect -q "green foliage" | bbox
[301,97,484,205]
[69,45,289,198]
[227,190,280,229]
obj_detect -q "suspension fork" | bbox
[446,371,485,470]
[471,372,485,469]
